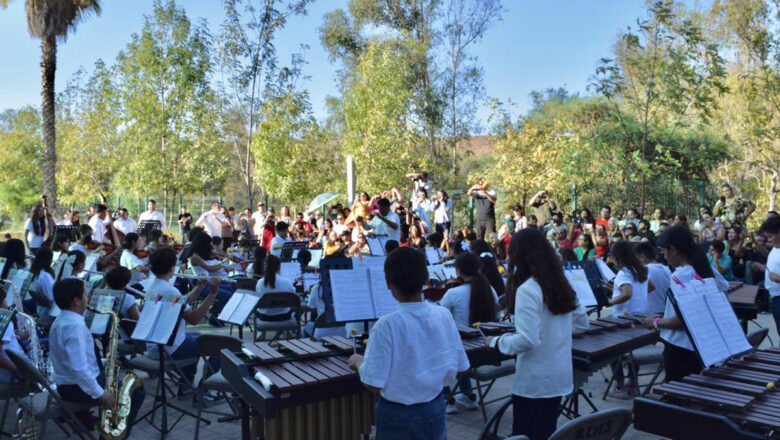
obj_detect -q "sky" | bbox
[0,0,651,132]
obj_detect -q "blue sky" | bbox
[0,0,651,131]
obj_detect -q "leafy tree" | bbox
[219,0,312,206]
[0,107,43,217]
[0,0,102,208]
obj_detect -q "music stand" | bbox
[568,260,610,312]
[85,289,126,335]
[217,290,260,339]
[53,225,79,241]
[138,220,162,238]
[131,294,209,438]
[318,256,353,324]
[279,241,308,262]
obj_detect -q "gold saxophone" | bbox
[94,310,142,440]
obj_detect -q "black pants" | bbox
[475,219,496,240]
[662,341,701,382]
[58,372,145,440]
[512,394,561,440]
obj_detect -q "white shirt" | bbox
[251,211,266,237]
[254,275,295,316]
[196,211,227,237]
[611,268,648,317]
[369,212,402,243]
[269,235,291,257]
[767,247,780,298]
[50,310,104,398]
[34,271,56,317]
[433,199,453,225]
[88,215,107,244]
[120,250,147,282]
[144,278,187,354]
[68,243,90,257]
[494,278,589,398]
[114,217,137,235]
[359,302,469,405]
[120,293,137,318]
[412,199,432,230]
[660,265,699,350]
[645,263,672,314]
[139,210,165,231]
[0,322,25,383]
[190,258,228,279]
[24,219,46,248]
[439,283,499,327]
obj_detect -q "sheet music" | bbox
[149,298,183,345]
[367,237,384,256]
[595,258,616,281]
[232,294,260,325]
[565,268,598,307]
[218,292,243,322]
[703,284,752,355]
[673,286,730,367]
[132,299,162,341]
[82,253,100,273]
[369,267,398,317]
[280,262,301,282]
[425,247,441,265]
[308,249,322,268]
[302,273,320,292]
[352,256,386,271]
[330,269,375,321]
[88,295,116,334]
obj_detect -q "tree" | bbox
[0,107,43,217]
[219,0,312,207]
[0,0,102,208]
[341,41,421,195]
[590,0,728,213]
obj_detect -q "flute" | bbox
[174,272,238,284]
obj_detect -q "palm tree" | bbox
[0,0,101,207]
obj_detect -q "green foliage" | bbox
[0,107,43,216]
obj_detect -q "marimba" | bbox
[726,281,760,331]
[634,348,780,439]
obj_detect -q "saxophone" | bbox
[1,280,45,375]
[94,310,143,440]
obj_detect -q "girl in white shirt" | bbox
[30,248,57,319]
[440,251,498,412]
[605,240,650,398]
[254,255,296,320]
[486,228,588,440]
[643,225,716,382]
[119,233,150,282]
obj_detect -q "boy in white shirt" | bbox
[754,216,780,338]
[269,221,291,257]
[349,247,469,439]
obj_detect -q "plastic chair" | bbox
[6,350,96,440]
[548,407,632,440]
[253,292,301,342]
[194,334,243,440]
[476,397,513,440]
[747,328,769,348]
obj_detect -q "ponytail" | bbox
[264,254,280,289]
[657,226,714,278]
[455,252,496,324]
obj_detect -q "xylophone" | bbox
[726,281,760,331]
[634,347,780,439]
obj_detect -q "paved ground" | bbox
[3,311,776,440]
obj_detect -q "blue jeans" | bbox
[375,392,446,440]
[772,296,780,341]
[512,394,561,440]
[457,375,473,395]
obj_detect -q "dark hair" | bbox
[656,226,714,278]
[51,232,71,251]
[427,232,444,248]
[469,239,505,296]
[148,229,163,244]
[30,247,54,279]
[376,198,391,208]
[76,224,93,244]
[455,252,496,324]
[122,232,140,251]
[30,205,46,236]
[634,242,656,261]
[384,247,428,297]
[610,241,648,282]
[384,240,399,254]
[188,226,205,242]
[253,246,267,278]
[105,266,132,290]
[149,248,177,276]
[275,221,288,233]
[191,232,213,260]
[264,255,281,289]
[759,215,780,235]
[439,190,449,202]
[507,228,577,315]
[465,232,477,241]
[297,248,311,269]
[602,205,611,212]
[66,250,86,272]
[148,199,156,204]
[96,204,108,214]
[710,240,726,253]
[1,239,26,279]
[53,278,85,310]
[211,236,223,248]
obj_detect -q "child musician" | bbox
[0,294,27,384]
[643,226,717,382]
[348,247,469,439]
[50,278,145,439]
[486,228,588,440]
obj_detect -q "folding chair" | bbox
[476,397,513,440]
[194,334,243,440]
[253,292,301,342]
[0,381,28,438]
[548,407,632,440]
[6,350,96,440]
[472,359,516,421]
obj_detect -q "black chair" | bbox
[6,350,96,440]
[0,381,28,438]
[253,292,302,342]
[193,334,243,439]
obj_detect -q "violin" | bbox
[422,276,465,302]
[133,249,151,259]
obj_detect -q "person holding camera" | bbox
[529,189,557,226]
[468,180,497,240]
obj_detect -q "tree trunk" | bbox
[41,35,58,207]
[769,171,778,214]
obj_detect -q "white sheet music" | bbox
[352,256,386,270]
[132,299,162,341]
[88,295,116,334]
[425,247,441,265]
[595,258,616,282]
[369,267,398,318]
[565,268,598,307]
[149,299,183,345]
[330,269,375,321]
[280,262,301,282]
[308,249,323,268]
[232,294,260,324]
[367,237,385,256]
[218,293,243,323]
[703,285,752,355]
[83,253,100,272]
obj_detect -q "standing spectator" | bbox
[713,183,756,230]
[251,202,267,238]
[529,189,557,225]
[195,202,230,238]
[512,205,528,232]
[752,216,780,338]
[177,206,193,244]
[468,179,497,240]
[24,204,52,255]
[406,171,432,202]
[432,190,453,235]
[596,205,613,232]
[650,207,666,234]
[138,199,165,231]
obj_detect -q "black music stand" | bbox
[217,290,260,339]
[279,241,308,262]
[138,220,162,238]
[53,225,79,241]
[567,260,610,315]
[131,295,210,439]
[85,289,126,335]
[319,256,353,324]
